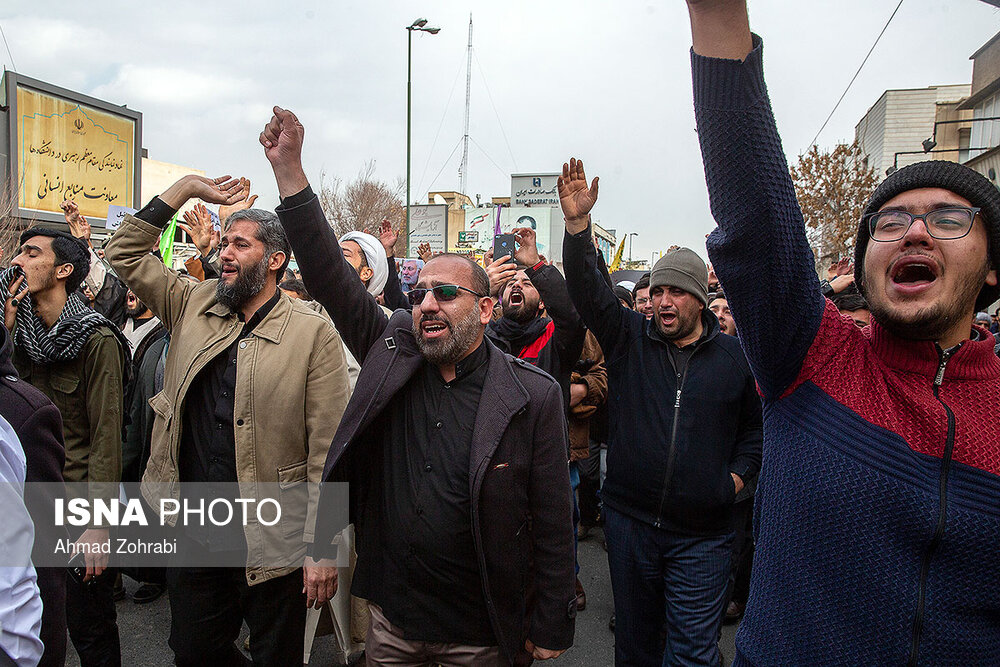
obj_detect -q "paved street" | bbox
[67,527,739,666]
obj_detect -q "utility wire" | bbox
[469,136,509,178]
[416,57,467,198]
[806,0,904,150]
[0,22,17,72]
[424,136,465,196]
[473,49,518,172]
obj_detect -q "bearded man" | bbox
[559,163,763,666]
[105,176,351,665]
[260,105,576,665]
[485,227,585,404]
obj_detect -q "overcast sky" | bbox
[3,1,998,262]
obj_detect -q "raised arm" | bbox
[261,107,389,362]
[558,158,637,359]
[686,0,825,400]
[514,227,586,370]
[378,221,410,311]
[105,175,245,330]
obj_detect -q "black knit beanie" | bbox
[854,160,1000,311]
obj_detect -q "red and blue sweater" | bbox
[694,38,1000,665]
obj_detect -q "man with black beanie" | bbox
[684,2,1000,664]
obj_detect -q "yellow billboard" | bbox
[17,85,137,218]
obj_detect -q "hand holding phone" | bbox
[493,233,516,265]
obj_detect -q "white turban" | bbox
[341,231,388,296]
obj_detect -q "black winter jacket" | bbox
[563,227,762,535]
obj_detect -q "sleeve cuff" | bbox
[278,185,315,210]
[691,33,766,110]
[135,196,178,229]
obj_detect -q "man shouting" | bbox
[260,106,576,665]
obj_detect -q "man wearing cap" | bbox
[681,1,1000,664]
[558,164,763,666]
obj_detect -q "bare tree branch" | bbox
[791,142,879,271]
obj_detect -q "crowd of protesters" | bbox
[2,2,1000,666]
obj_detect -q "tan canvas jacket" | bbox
[106,213,351,584]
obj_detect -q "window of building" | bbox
[969,91,1000,160]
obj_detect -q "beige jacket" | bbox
[106,213,351,584]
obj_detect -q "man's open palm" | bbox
[558,158,599,221]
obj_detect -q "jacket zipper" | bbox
[906,348,957,667]
[654,351,691,528]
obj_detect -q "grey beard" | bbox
[416,305,483,366]
[216,257,269,312]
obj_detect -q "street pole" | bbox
[406,27,412,239]
[405,19,439,250]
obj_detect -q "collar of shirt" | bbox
[239,288,281,333]
[430,338,489,385]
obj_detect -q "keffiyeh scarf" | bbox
[1,266,118,364]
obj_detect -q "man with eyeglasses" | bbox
[683,1,1000,664]
[260,107,576,665]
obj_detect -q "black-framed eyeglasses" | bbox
[866,206,980,242]
[406,284,485,306]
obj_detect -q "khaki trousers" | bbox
[365,603,505,666]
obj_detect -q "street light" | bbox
[406,18,441,242]
[921,115,1000,152]
[628,232,638,268]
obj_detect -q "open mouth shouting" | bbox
[419,316,451,341]
[889,254,940,297]
[658,309,678,328]
[507,289,524,307]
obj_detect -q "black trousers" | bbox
[577,438,603,527]
[726,497,755,607]
[166,564,306,667]
[37,567,67,667]
[65,568,121,667]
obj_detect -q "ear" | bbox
[360,265,374,284]
[55,262,74,283]
[268,251,287,274]
[478,296,494,326]
[537,299,546,313]
[985,267,997,288]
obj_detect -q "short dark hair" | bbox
[632,274,650,299]
[279,279,311,301]
[227,210,291,283]
[19,228,91,294]
[709,290,727,304]
[833,291,869,312]
[283,268,296,283]
[427,253,490,297]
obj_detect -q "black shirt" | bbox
[354,340,495,646]
[178,289,280,549]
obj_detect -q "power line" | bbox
[416,57,467,197]
[473,49,518,172]
[423,136,465,196]
[0,22,16,72]
[469,136,508,178]
[806,0,904,150]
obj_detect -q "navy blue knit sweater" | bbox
[695,38,1000,666]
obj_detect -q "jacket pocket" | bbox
[50,372,82,422]
[147,391,172,429]
[277,459,308,489]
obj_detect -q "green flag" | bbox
[159,213,178,267]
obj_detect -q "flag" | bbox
[159,213,178,267]
[608,237,627,271]
[494,204,502,238]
